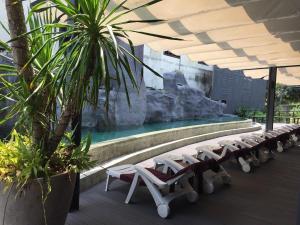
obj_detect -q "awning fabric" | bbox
[110,0,300,85]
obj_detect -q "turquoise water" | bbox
[83,115,243,144]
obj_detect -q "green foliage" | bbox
[286,104,300,117]
[0,130,40,188]
[276,84,300,105]
[0,7,62,130]
[234,107,247,118]
[50,132,96,174]
[0,130,94,189]
[1,0,174,190]
[27,0,180,113]
[1,0,177,142]
[234,106,265,119]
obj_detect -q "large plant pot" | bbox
[0,172,76,225]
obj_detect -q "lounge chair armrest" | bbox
[235,140,253,149]
[268,131,279,136]
[166,174,188,186]
[264,132,275,138]
[251,135,265,142]
[224,144,239,151]
[196,145,220,152]
[162,158,185,173]
[153,156,184,173]
[134,166,168,189]
[182,154,199,164]
[198,149,222,161]
[241,137,258,146]
[218,140,234,146]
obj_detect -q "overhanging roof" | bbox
[112,0,300,85]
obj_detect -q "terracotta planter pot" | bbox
[0,172,76,225]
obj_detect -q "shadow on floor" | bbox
[67,146,300,225]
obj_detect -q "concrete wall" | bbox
[143,45,214,96]
[211,68,267,114]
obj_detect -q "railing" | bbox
[251,110,300,124]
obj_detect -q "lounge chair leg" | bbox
[157,204,170,219]
[202,174,215,194]
[179,178,199,202]
[250,152,260,167]
[291,134,298,144]
[105,175,117,192]
[277,141,284,153]
[105,175,111,192]
[219,166,232,184]
[125,174,139,204]
[238,157,251,173]
[258,147,273,163]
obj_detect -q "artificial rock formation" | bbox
[145,71,224,123]
[82,88,147,129]
[82,70,225,129]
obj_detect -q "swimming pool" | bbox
[82,115,243,143]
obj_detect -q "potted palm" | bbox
[0,0,179,225]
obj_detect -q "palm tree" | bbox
[4,0,47,144]
[1,1,182,224]
[2,0,180,168]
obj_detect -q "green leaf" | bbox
[0,40,11,52]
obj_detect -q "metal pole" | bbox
[69,113,82,212]
[266,67,277,131]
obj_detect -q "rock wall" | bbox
[82,88,147,129]
[82,70,225,129]
[82,44,147,130]
[145,71,224,123]
[82,43,224,130]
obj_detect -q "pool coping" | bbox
[88,119,253,165]
[91,119,248,146]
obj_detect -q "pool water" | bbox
[83,115,243,144]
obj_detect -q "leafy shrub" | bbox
[0,130,95,190]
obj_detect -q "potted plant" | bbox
[0,0,179,224]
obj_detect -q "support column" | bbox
[69,113,82,212]
[68,0,81,212]
[266,67,277,131]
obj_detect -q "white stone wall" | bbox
[142,45,213,92]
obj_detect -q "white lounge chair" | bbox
[240,134,275,163]
[182,154,231,193]
[220,139,263,170]
[153,154,231,194]
[277,126,300,146]
[266,128,295,152]
[195,144,252,173]
[105,163,198,218]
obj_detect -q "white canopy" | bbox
[111,0,300,85]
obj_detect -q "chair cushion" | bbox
[120,159,221,184]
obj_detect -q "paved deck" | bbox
[67,145,300,225]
